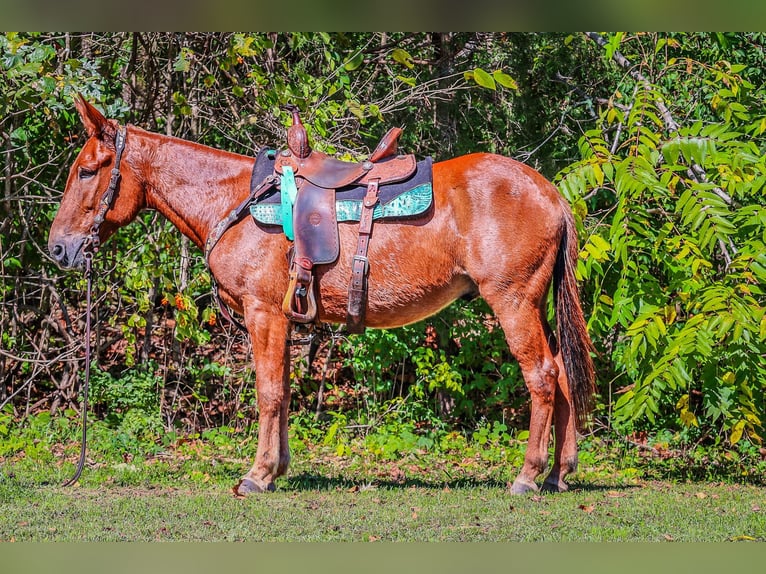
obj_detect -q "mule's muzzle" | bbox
[49,235,88,270]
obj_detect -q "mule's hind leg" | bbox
[493,301,559,494]
[235,303,292,495]
[541,347,579,492]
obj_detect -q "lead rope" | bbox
[62,125,126,487]
[62,249,94,486]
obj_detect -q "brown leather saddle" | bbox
[274,106,418,333]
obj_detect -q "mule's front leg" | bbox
[235,305,291,495]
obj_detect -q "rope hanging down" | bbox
[62,125,127,487]
[61,252,94,487]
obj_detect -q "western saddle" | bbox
[273,105,418,333]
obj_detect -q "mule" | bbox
[48,97,595,495]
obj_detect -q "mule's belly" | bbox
[316,272,475,328]
[314,218,473,328]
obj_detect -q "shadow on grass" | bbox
[563,481,642,493]
[285,471,508,491]
[283,472,644,494]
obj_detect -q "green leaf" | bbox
[3,257,21,270]
[173,49,191,73]
[346,100,365,120]
[391,48,414,69]
[344,52,364,71]
[662,140,681,165]
[10,127,27,143]
[492,70,518,90]
[729,419,746,445]
[592,162,605,186]
[606,32,624,60]
[472,68,496,90]
[590,234,611,254]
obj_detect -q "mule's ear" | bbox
[74,94,108,139]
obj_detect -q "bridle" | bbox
[62,125,127,487]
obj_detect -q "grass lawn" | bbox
[2,446,764,542]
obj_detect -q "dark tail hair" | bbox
[553,207,596,430]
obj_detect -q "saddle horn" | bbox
[281,104,311,159]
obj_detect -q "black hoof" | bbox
[541,479,568,493]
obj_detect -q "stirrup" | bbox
[282,269,317,323]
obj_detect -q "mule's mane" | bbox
[129,126,254,249]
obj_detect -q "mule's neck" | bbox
[131,126,254,250]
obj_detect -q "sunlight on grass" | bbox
[2,425,765,542]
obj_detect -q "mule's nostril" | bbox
[51,243,70,267]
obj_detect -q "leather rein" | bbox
[62,125,127,486]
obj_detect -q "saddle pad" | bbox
[249,154,433,227]
[251,182,432,226]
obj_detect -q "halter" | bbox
[62,125,127,487]
[89,126,127,251]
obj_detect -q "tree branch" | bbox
[584,32,679,132]
[584,32,736,210]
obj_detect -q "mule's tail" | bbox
[553,206,596,430]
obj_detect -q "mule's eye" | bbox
[79,167,97,179]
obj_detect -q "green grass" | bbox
[2,410,765,542]
[2,441,765,542]
[2,474,764,542]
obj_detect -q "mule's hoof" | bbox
[541,478,568,493]
[509,478,539,495]
[233,477,275,496]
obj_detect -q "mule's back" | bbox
[306,153,567,328]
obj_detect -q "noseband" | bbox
[62,125,127,487]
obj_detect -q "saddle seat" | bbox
[274,129,415,189]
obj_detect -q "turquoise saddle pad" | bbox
[250,182,432,225]
[248,150,433,228]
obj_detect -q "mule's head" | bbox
[48,96,145,269]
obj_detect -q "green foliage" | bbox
[411,347,464,399]
[4,32,766,470]
[340,298,523,426]
[88,363,164,448]
[557,32,766,444]
[464,67,519,92]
